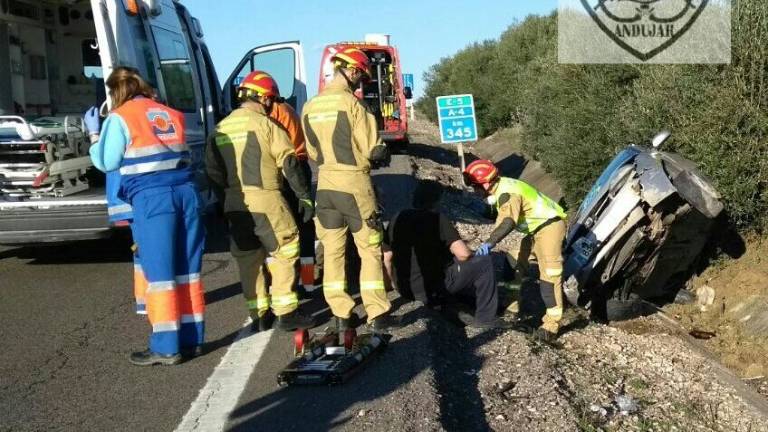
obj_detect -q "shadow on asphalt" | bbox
[205,282,242,305]
[225,307,501,432]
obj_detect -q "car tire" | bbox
[672,170,723,219]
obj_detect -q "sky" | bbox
[182,0,557,99]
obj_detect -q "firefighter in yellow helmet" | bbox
[464,159,568,340]
[302,47,400,331]
[206,71,316,332]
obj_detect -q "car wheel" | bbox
[672,170,723,219]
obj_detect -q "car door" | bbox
[222,42,307,115]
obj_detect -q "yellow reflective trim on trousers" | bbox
[369,231,383,246]
[545,268,563,277]
[324,281,347,291]
[248,298,270,311]
[360,281,385,291]
[271,293,298,307]
[277,241,300,259]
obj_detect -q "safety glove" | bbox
[298,198,314,223]
[370,144,391,169]
[84,106,101,135]
[475,242,492,256]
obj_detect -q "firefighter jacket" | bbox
[492,177,567,235]
[270,101,306,161]
[206,103,296,194]
[301,80,382,172]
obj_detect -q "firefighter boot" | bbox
[251,310,275,333]
[276,309,317,331]
[371,313,403,332]
[334,312,361,332]
[536,317,560,341]
[129,350,182,366]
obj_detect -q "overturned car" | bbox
[562,132,724,320]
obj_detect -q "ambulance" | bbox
[0,0,307,243]
[318,34,411,144]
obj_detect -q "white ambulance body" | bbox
[0,0,306,243]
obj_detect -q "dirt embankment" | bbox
[664,238,768,393]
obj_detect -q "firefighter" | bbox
[206,71,316,332]
[301,47,399,331]
[463,159,568,340]
[87,66,205,366]
[250,71,316,292]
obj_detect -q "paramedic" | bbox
[86,66,205,366]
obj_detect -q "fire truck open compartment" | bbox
[361,48,401,132]
[0,0,104,200]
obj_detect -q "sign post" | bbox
[435,94,478,178]
[403,73,415,120]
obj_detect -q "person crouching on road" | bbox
[301,47,400,332]
[86,66,205,366]
[463,159,567,340]
[206,71,316,333]
[384,180,515,329]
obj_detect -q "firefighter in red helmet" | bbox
[464,159,568,340]
[207,70,316,332]
[302,47,399,332]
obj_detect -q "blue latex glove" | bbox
[84,106,101,135]
[475,242,492,256]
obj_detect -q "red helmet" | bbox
[464,159,499,185]
[331,47,371,77]
[238,70,280,99]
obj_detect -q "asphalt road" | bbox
[0,153,418,432]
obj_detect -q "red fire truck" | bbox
[318,34,411,144]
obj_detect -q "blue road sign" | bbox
[403,73,414,90]
[436,94,477,144]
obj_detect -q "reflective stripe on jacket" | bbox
[113,98,193,199]
[492,177,566,235]
[301,80,381,172]
[207,104,295,193]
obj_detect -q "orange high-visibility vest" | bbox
[114,98,189,177]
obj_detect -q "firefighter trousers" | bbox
[131,183,206,356]
[281,159,317,290]
[511,219,566,331]
[226,189,300,320]
[315,170,391,322]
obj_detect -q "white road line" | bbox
[174,324,273,432]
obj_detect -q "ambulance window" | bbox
[127,20,158,89]
[232,48,296,101]
[253,48,295,99]
[152,27,196,112]
[81,39,102,79]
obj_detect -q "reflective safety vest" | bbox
[113,98,192,199]
[492,177,566,235]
